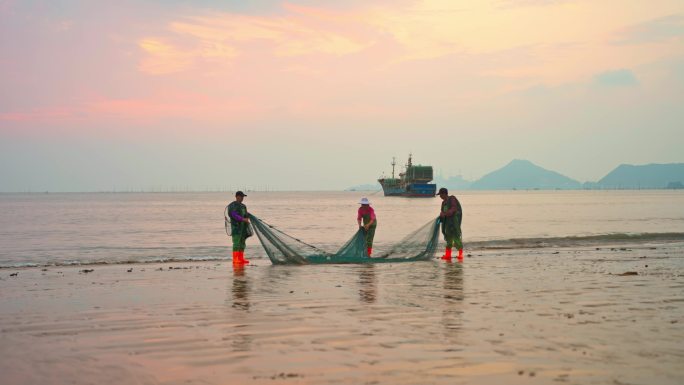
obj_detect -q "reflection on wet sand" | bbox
[2,245,683,385]
[228,264,251,353]
[231,264,249,311]
[442,261,464,339]
[358,264,377,304]
[443,261,464,302]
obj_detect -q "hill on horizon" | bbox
[345,183,382,191]
[470,159,582,190]
[349,160,684,191]
[596,163,684,189]
[434,175,472,190]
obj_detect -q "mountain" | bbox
[353,160,684,192]
[470,159,581,190]
[596,163,684,189]
[433,175,472,190]
[345,183,381,191]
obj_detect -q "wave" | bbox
[2,232,684,269]
[0,255,231,270]
[467,232,684,250]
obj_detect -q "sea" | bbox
[1,190,684,269]
[2,190,684,384]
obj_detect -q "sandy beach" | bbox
[1,243,683,385]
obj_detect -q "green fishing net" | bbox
[249,215,441,264]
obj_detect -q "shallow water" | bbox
[1,244,683,384]
[1,190,684,268]
[3,190,684,384]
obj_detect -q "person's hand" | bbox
[364,224,370,231]
[244,218,250,223]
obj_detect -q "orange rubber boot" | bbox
[239,251,250,264]
[441,248,452,261]
[232,251,239,264]
[367,247,372,257]
[457,249,463,261]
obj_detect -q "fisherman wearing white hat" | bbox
[357,197,377,256]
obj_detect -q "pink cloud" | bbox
[4,0,683,139]
[0,107,83,123]
[0,90,261,136]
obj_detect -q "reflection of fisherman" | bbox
[231,264,249,311]
[357,197,377,257]
[438,187,463,261]
[229,264,251,352]
[443,262,464,300]
[358,264,377,304]
[441,262,464,337]
[225,191,251,265]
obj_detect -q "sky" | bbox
[1,0,683,192]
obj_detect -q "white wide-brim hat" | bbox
[359,197,370,205]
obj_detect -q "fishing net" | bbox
[249,215,441,265]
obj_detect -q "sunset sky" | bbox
[1,0,683,191]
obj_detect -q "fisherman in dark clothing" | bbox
[438,187,463,261]
[225,191,250,265]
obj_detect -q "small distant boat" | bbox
[377,154,436,197]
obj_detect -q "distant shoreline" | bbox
[5,186,680,194]
[2,188,684,194]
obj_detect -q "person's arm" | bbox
[363,208,376,230]
[230,211,244,222]
[357,208,363,228]
[229,207,244,222]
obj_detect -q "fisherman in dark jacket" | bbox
[438,187,463,261]
[225,191,250,265]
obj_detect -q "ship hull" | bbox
[380,183,436,197]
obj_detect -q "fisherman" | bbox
[437,187,463,261]
[225,191,251,265]
[357,197,377,257]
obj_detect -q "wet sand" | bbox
[1,243,683,385]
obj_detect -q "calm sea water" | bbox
[1,190,684,268]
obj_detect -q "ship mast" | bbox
[391,157,396,179]
[407,153,413,168]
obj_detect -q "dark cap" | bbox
[437,187,448,195]
[235,191,247,197]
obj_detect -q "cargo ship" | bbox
[377,154,436,197]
